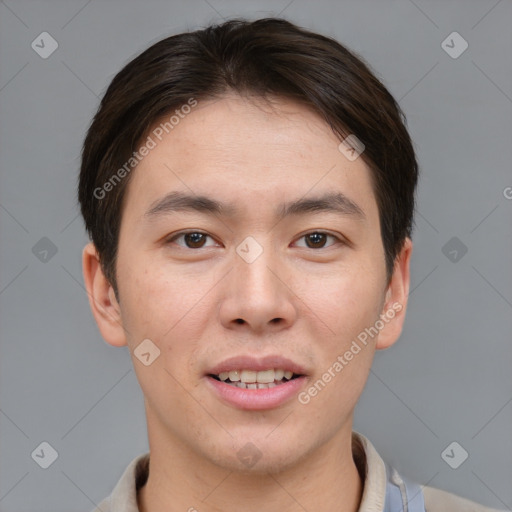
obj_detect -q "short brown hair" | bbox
[78,18,418,296]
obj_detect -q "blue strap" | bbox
[384,464,425,512]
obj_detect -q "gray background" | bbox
[0,0,511,510]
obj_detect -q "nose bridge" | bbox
[234,235,281,300]
[218,234,296,331]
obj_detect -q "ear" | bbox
[375,237,413,350]
[82,242,127,347]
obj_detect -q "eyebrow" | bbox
[144,190,366,221]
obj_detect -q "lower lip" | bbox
[205,376,307,410]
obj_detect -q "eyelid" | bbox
[166,230,219,248]
[292,230,344,249]
[165,229,346,249]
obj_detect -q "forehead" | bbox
[121,94,378,224]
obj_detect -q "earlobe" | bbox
[375,237,413,350]
[82,242,127,347]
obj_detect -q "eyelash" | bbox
[165,230,344,250]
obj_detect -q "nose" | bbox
[218,244,297,334]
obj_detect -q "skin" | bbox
[83,94,412,512]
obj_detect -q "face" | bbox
[84,94,411,474]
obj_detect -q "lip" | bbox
[205,374,308,410]
[206,355,308,376]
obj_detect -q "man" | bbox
[79,18,501,512]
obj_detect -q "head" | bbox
[79,18,417,473]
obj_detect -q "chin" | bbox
[201,434,311,475]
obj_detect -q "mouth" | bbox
[208,368,302,389]
[205,355,308,410]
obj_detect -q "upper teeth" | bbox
[218,369,294,383]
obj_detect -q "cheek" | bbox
[301,260,384,343]
[295,262,383,416]
[118,253,198,335]
[118,263,206,410]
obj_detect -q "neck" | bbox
[137,417,363,512]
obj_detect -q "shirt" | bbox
[91,432,503,512]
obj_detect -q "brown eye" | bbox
[183,232,207,248]
[304,232,328,248]
[295,231,340,249]
[168,231,215,249]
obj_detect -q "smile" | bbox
[209,368,300,389]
